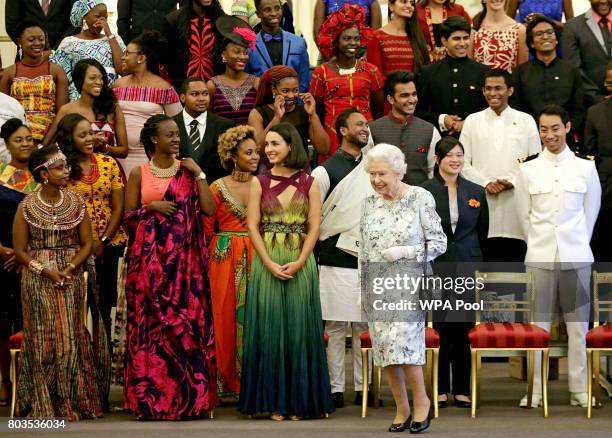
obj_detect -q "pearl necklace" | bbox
[338,59,358,75]
[149,158,179,178]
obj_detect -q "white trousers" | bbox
[527,264,591,394]
[325,320,369,393]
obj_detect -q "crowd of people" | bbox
[0,0,610,433]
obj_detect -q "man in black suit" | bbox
[174,78,235,184]
[5,0,79,50]
[117,0,187,44]
[585,61,612,261]
[416,16,489,137]
[562,0,612,107]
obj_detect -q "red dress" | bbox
[367,29,415,76]
[473,23,521,72]
[310,59,383,163]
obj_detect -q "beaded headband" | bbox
[33,151,68,172]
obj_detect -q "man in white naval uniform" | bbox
[460,68,541,262]
[312,107,372,408]
[516,104,601,408]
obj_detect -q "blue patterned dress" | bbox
[515,0,563,23]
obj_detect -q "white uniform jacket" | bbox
[516,146,601,268]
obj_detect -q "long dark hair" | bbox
[131,30,168,76]
[434,135,464,174]
[388,0,429,72]
[140,114,174,157]
[473,0,491,31]
[72,59,117,122]
[56,113,90,180]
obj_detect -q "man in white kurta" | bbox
[515,105,601,408]
[460,70,541,261]
[312,108,372,407]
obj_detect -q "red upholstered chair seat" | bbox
[586,324,612,349]
[359,328,440,349]
[9,331,23,349]
[469,323,549,349]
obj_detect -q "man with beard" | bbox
[370,70,440,185]
[312,107,372,408]
[512,15,585,146]
[460,69,541,262]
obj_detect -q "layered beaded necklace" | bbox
[24,188,85,231]
[149,157,179,178]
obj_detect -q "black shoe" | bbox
[409,407,433,434]
[354,391,383,407]
[437,396,449,408]
[453,396,471,409]
[388,416,411,433]
[332,392,344,408]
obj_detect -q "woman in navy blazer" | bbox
[421,136,488,409]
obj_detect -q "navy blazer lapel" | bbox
[433,175,454,239]
[175,113,190,158]
[282,31,291,65]
[255,33,273,69]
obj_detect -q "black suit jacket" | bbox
[174,111,234,184]
[6,0,79,50]
[117,0,187,44]
[416,56,489,131]
[420,174,489,263]
[562,11,611,106]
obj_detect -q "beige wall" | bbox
[0,0,595,69]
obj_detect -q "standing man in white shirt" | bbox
[516,104,601,408]
[460,69,541,262]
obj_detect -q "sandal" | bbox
[270,413,285,421]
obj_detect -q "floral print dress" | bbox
[359,186,446,367]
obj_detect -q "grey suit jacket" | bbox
[562,10,611,106]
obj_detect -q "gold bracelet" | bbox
[28,259,44,275]
[67,262,76,271]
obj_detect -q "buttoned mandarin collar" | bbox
[542,145,572,163]
[387,112,413,126]
[484,106,511,119]
[533,56,559,68]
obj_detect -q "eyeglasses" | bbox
[47,164,72,172]
[123,50,141,56]
[533,29,556,38]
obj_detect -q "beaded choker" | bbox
[231,169,251,182]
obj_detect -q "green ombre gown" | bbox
[238,170,334,418]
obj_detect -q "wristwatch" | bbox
[196,171,207,182]
[100,235,110,246]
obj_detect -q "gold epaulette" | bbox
[518,153,539,163]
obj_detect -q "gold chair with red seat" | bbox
[586,271,612,418]
[469,271,550,418]
[359,324,440,419]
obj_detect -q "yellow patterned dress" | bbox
[10,60,56,142]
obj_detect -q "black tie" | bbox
[189,120,200,151]
[600,17,611,55]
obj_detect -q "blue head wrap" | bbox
[70,0,104,28]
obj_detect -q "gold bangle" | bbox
[67,262,76,271]
[28,259,44,275]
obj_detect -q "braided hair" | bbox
[254,65,299,107]
[140,114,174,157]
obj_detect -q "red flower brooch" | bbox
[468,199,480,208]
[416,146,428,153]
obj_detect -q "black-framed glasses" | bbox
[533,29,556,38]
[123,50,141,56]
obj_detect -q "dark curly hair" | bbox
[140,114,174,157]
[55,113,91,180]
[72,59,117,122]
[130,30,168,76]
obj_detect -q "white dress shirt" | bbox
[459,106,541,239]
[182,109,207,144]
[516,146,601,268]
[0,92,28,163]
